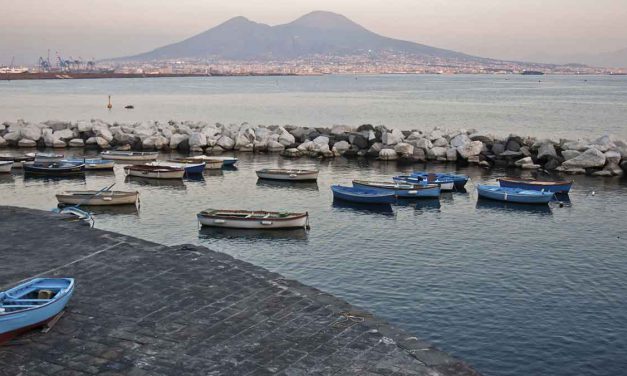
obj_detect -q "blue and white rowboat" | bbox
[411,172,469,189]
[393,175,455,191]
[477,185,554,204]
[352,180,441,198]
[497,177,573,193]
[62,159,115,170]
[331,185,396,204]
[0,278,74,344]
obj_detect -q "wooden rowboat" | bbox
[0,155,35,168]
[188,155,237,167]
[23,161,85,176]
[0,278,74,344]
[256,168,319,181]
[56,191,139,206]
[169,158,223,170]
[497,177,573,193]
[331,185,395,204]
[62,159,115,170]
[100,151,158,161]
[352,180,441,198]
[477,185,554,204]
[124,165,185,179]
[25,152,64,162]
[0,161,12,173]
[197,209,309,229]
[148,161,206,175]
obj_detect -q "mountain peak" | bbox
[218,16,258,28]
[287,10,365,31]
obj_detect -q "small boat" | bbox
[170,158,223,170]
[56,190,139,206]
[393,175,455,191]
[57,206,94,225]
[197,209,309,229]
[124,165,185,179]
[477,185,554,204]
[0,161,12,173]
[100,151,158,161]
[61,158,115,170]
[256,168,319,181]
[0,154,35,168]
[0,278,75,344]
[497,177,573,193]
[23,161,85,176]
[189,155,238,167]
[331,185,396,204]
[25,152,65,162]
[352,180,441,198]
[147,161,206,175]
[410,172,469,189]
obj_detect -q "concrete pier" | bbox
[0,206,479,375]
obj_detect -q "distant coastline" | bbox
[0,72,301,81]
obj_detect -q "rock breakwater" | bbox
[1,119,626,176]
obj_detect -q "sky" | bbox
[1,0,626,66]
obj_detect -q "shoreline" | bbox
[0,205,479,375]
[1,119,626,177]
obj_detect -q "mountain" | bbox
[118,11,484,62]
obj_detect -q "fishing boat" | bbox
[331,185,396,204]
[410,172,469,189]
[0,161,12,173]
[0,155,34,168]
[147,161,206,175]
[352,180,441,198]
[56,191,139,206]
[477,185,554,204]
[497,177,573,193]
[124,165,185,179]
[22,161,85,176]
[25,152,64,162]
[189,155,237,167]
[256,168,319,181]
[100,151,158,161]
[61,158,115,170]
[393,175,455,191]
[197,209,309,229]
[0,278,74,344]
[169,158,223,170]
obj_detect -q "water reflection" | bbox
[124,176,187,190]
[198,226,309,242]
[0,174,15,185]
[256,179,319,191]
[22,174,86,184]
[332,199,395,216]
[77,205,140,216]
[475,198,553,215]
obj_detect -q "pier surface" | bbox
[0,206,478,376]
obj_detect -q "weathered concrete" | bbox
[0,206,478,376]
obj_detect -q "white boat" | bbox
[147,161,206,174]
[0,155,35,168]
[0,161,13,173]
[61,159,115,170]
[100,151,158,161]
[169,158,223,170]
[256,168,319,181]
[25,152,64,162]
[56,191,139,206]
[189,155,237,166]
[124,165,185,179]
[197,209,309,229]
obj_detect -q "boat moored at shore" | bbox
[170,158,223,170]
[477,185,555,204]
[197,209,309,229]
[497,177,573,193]
[61,158,115,170]
[124,164,185,179]
[56,190,139,206]
[100,151,158,161]
[0,155,35,168]
[352,180,441,198]
[147,161,206,175]
[393,175,455,191]
[189,155,238,167]
[25,152,64,162]
[23,161,85,176]
[256,168,319,181]
[331,185,396,204]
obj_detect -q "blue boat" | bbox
[331,185,396,204]
[497,177,573,193]
[352,180,441,198]
[0,278,74,344]
[147,161,206,175]
[62,158,115,170]
[477,185,554,204]
[410,172,469,189]
[393,175,455,191]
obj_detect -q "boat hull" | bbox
[197,212,308,229]
[23,162,85,176]
[56,191,139,206]
[256,170,319,181]
[477,185,554,204]
[62,159,115,170]
[410,172,468,189]
[0,278,74,344]
[498,178,572,193]
[124,166,185,179]
[353,181,441,198]
[0,162,12,173]
[100,152,158,161]
[393,176,454,191]
[331,185,395,204]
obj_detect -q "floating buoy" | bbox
[107,95,112,110]
[124,105,134,109]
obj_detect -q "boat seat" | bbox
[0,304,39,308]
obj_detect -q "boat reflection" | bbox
[72,205,140,216]
[0,174,14,185]
[256,179,319,191]
[475,198,553,215]
[332,199,395,216]
[124,176,186,190]
[203,169,224,177]
[553,193,572,206]
[23,174,86,183]
[198,226,308,241]
[396,198,442,211]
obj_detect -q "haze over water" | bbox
[2,74,626,139]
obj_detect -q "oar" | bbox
[52,183,116,213]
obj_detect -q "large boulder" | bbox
[348,133,369,149]
[589,135,616,152]
[561,150,580,161]
[332,141,351,155]
[3,131,21,144]
[267,140,285,152]
[446,148,457,161]
[562,148,606,169]
[21,124,42,141]
[330,125,353,135]
[450,134,471,148]
[604,150,621,165]
[43,120,71,131]
[506,139,521,152]
[189,132,207,149]
[216,135,235,150]
[313,136,330,149]
[491,143,505,155]
[432,137,449,148]
[53,128,75,141]
[394,142,414,156]
[77,120,93,133]
[430,147,448,159]
[92,121,113,142]
[367,142,383,157]
[68,138,85,147]
[18,139,37,147]
[413,147,426,162]
[133,122,157,138]
[456,141,483,159]
[379,149,398,160]
[409,138,433,151]
[562,140,589,152]
[282,148,302,158]
[405,131,423,141]
[427,129,444,141]
[469,132,494,144]
[170,134,188,149]
[357,124,375,133]
[297,141,315,152]
[42,129,64,148]
[278,130,296,146]
[287,127,308,142]
[382,129,404,146]
[142,135,168,150]
[515,157,533,167]
[537,142,558,161]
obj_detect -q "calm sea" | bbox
[0,151,626,376]
[1,74,627,139]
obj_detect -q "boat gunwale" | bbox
[0,278,74,317]
[256,168,319,175]
[497,177,573,186]
[124,165,184,173]
[198,209,308,221]
[331,185,396,198]
[353,180,440,191]
[477,185,555,197]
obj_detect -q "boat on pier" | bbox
[477,185,554,204]
[497,177,573,193]
[197,209,309,229]
[0,278,74,344]
[256,168,319,181]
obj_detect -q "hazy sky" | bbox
[1,0,626,65]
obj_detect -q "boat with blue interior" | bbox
[62,158,115,170]
[393,174,455,191]
[497,177,573,193]
[410,172,469,189]
[477,185,554,204]
[352,180,441,198]
[331,185,396,204]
